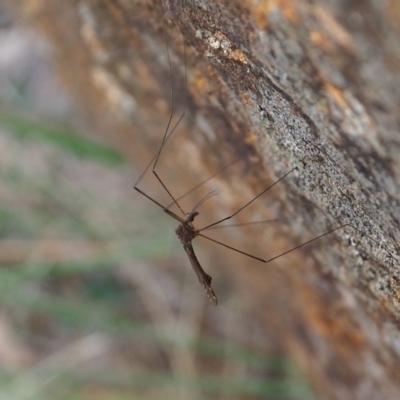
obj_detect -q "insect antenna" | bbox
[192,190,218,212]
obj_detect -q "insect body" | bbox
[175,210,217,305]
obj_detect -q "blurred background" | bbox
[0,5,314,400]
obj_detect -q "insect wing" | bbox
[183,243,218,305]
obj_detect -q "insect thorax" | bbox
[175,221,197,242]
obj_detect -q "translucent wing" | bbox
[183,242,218,306]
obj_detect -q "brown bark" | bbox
[7,0,400,399]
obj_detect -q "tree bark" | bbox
[7,1,400,399]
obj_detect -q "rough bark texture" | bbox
[8,1,400,399]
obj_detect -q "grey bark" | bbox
[7,1,400,399]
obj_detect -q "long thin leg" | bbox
[133,112,185,188]
[198,233,266,262]
[201,219,396,265]
[198,224,349,264]
[133,34,183,189]
[198,166,298,231]
[134,187,184,223]
[152,32,185,173]
[151,36,188,216]
[261,224,349,264]
[134,33,187,217]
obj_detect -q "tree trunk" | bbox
[8,1,400,399]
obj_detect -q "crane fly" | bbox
[133,32,376,305]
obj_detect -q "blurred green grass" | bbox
[0,113,125,166]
